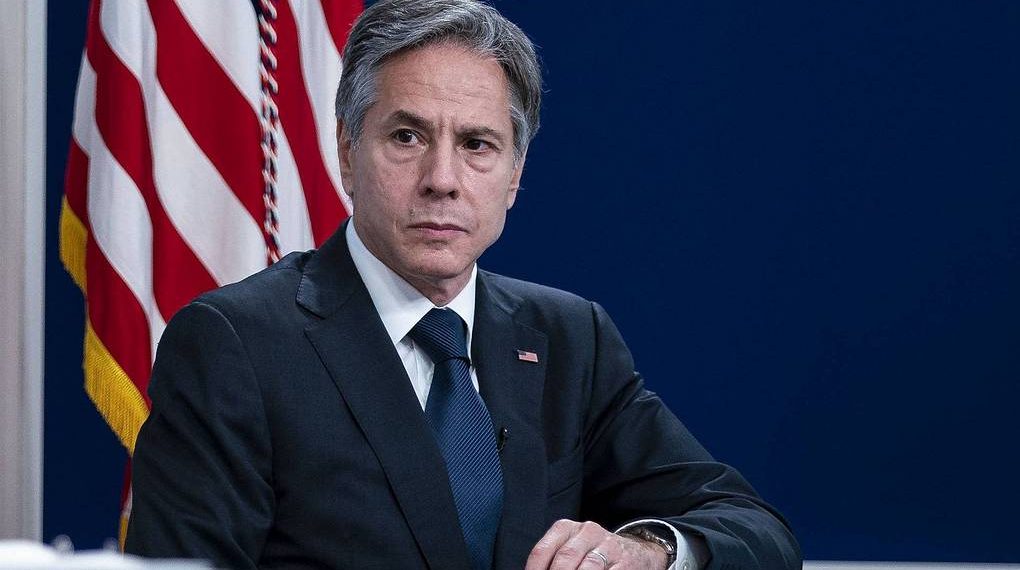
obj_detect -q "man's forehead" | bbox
[377,44,507,96]
[370,43,514,132]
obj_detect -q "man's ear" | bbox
[506,154,526,210]
[337,120,354,196]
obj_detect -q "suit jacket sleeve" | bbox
[124,301,273,569]
[579,302,801,570]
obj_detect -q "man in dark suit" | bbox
[125,1,801,569]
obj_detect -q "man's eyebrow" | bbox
[459,125,507,144]
[383,109,433,132]
[383,109,509,147]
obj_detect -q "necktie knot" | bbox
[409,308,469,363]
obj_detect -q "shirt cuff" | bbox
[615,519,709,570]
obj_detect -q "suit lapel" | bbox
[298,227,473,570]
[473,273,550,568]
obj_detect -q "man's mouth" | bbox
[408,222,467,238]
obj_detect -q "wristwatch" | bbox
[619,525,678,567]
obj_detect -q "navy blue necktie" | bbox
[410,308,504,570]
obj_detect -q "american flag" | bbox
[59,0,362,542]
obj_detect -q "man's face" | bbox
[339,42,524,302]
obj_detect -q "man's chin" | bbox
[412,264,472,284]
[400,256,474,288]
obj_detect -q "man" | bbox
[125,1,801,569]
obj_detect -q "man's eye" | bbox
[393,129,419,144]
[464,139,492,152]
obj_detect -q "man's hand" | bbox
[525,519,669,570]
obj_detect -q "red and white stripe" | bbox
[62,0,362,540]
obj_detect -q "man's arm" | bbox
[124,301,274,569]
[527,302,801,570]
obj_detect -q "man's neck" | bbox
[345,221,478,349]
[399,273,470,307]
[349,220,473,306]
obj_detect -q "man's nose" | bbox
[421,143,461,198]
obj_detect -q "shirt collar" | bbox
[346,221,477,350]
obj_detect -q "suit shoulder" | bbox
[189,249,313,318]
[480,271,595,319]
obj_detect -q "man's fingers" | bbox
[526,520,621,570]
[528,520,671,570]
[577,551,609,570]
[525,519,581,570]
[548,521,611,570]
[576,537,622,570]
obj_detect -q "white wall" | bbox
[0,0,46,541]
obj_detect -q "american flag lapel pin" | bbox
[516,349,539,363]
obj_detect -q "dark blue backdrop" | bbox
[44,0,1020,562]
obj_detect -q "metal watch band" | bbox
[620,526,677,564]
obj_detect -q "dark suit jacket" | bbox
[125,226,801,569]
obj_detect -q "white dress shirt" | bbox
[347,222,479,409]
[345,223,707,570]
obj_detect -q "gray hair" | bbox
[334,0,541,162]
